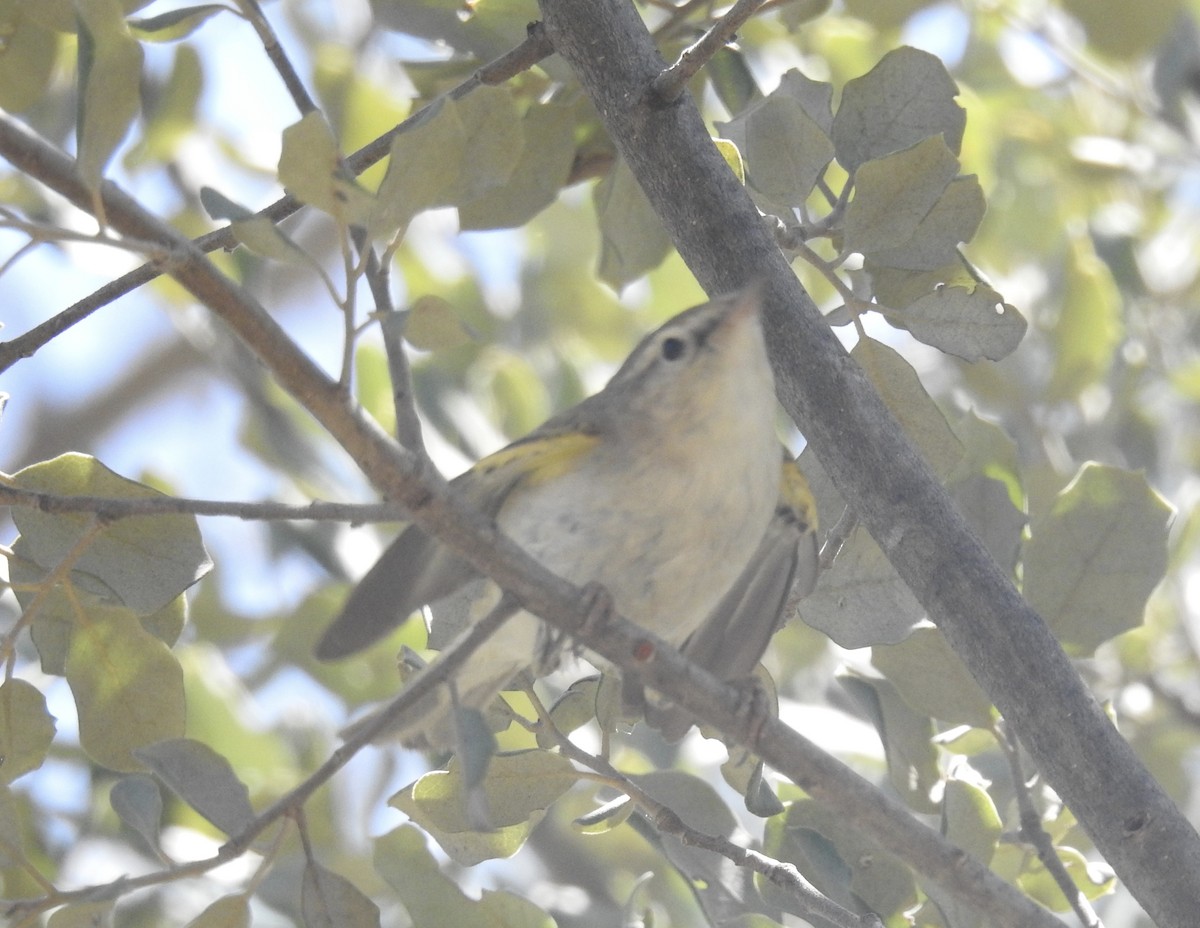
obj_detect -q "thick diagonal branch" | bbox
[535,1,1200,925]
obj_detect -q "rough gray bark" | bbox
[537,1,1200,924]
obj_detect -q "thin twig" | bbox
[530,690,878,928]
[0,483,407,523]
[234,0,318,115]
[0,24,553,376]
[363,249,426,453]
[998,722,1105,928]
[651,0,768,103]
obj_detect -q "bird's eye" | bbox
[660,336,686,361]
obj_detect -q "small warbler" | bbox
[316,286,811,746]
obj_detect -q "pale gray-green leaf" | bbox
[403,295,476,351]
[890,285,1027,362]
[942,775,1002,866]
[184,895,251,928]
[0,678,56,785]
[0,784,21,867]
[832,46,965,172]
[840,672,939,813]
[765,798,916,919]
[872,626,995,729]
[279,111,373,224]
[855,339,963,476]
[200,187,308,264]
[438,85,523,205]
[76,3,144,191]
[1023,464,1172,655]
[459,100,576,230]
[129,4,227,41]
[110,774,163,853]
[743,93,834,208]
[595,157,671,290]
[301,862,381,928]
[950,474,1025,576]
[374,825,479,926]
[0,8,57,112]
[803,523,924,647]
[66,606,186,772]
[11,453,211,615]
[867,175,986,270]
[134,738,254,835]
[368,97,465,237]
[843,136,961,255]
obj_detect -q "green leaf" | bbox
[941,775,1002,866]
[278,111,374,224]
[866,175,986,271]
[804,340,962,647]
[391,749,577,864]
[438,85,523,205]
[76,0,144,193]
[742,93,834,208]
[200,186,309,264]
[0,7,58,113]
[1023,464,1172,655]
[420,749,577,830]
[872,626,995,729]
[128,4,227,41]
[368,97,465,237]
[804,521,924,647]
[459,99,577,230]
[0,679,56,785]
[887,284,1027,362]
[713,137,745,185]
[404,295,475,351]
[595,157,672,291]
[843,136,961,255]
[475,891,556,928]
[832,46,965,172]
[301,862,381,928]
[110,774,163,854]
[538,676,601,747]
[11,454,211,615]
[0,784,22,868]
[374,825,478,926]
[1015,845,1116,909]
[840,672,939,813]
[707,46,760,116]
[949,475,1025,577]
[764,798,917,920]
[134,738,254,835]
[184,895,251,928]
[950,410,1025,512]
[855,339,963,477]
[65,605,186,771]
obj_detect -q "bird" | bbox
[316,286,790,748]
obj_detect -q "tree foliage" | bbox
[2,0,1200,926]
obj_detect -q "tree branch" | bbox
[534,1,1200,924]
[650,0,768,103]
